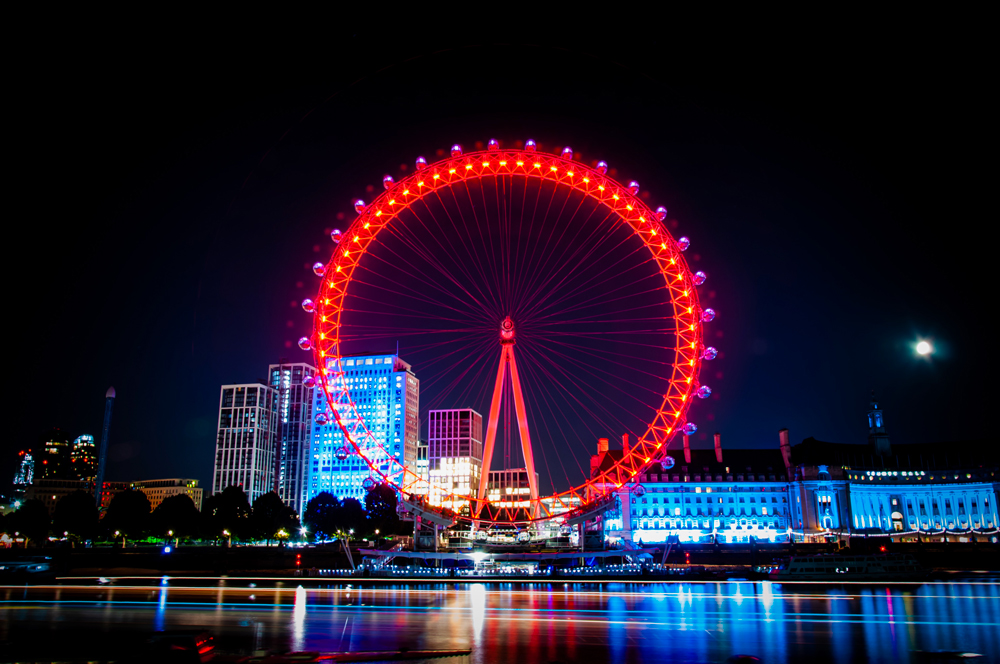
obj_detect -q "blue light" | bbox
[163,546,172,554]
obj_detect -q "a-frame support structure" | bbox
[475,317,539,517]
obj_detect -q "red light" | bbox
[880,545,886,552]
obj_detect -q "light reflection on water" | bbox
[2,580,999,663]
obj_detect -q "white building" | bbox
[306,354,419,503]
[212,383,279,503]
[426,408,483,514]
[268,361,317,513]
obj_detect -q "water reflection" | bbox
[2,580,998,663]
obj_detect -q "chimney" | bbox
[598,438,609,454]
[714,432,723,463]
[779,428,792,472]
[683,434,692,464]
[622,433,630,455]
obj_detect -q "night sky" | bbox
[9,19,988,493]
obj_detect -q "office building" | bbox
[268,361,317,513]
[427,408,483,513]
[306,354,420,503]
[71,435,98,482]
[486,468,538,510]
[131,478,203,511]
[212,383,279,504]
[12,450,34,498]
[39,429,71,480]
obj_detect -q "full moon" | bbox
[916,340,933,355]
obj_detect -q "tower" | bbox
[268,361,316,513]
[867,392,891,456]
[212,383,279,503]
[474,317,540,518]
[94,387,115,506]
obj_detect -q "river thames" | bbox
[2,579,998,662]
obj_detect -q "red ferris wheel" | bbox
[304,139,717,527]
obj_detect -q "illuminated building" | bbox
[212,383,279,503]
[487,468,537,509]
[130,478,203,511]
[413,440,429,496]
[306,354,419,502]
[71,435,98,482]
[12,450,34,498]
[268,361,316,513]
[26,479,92,515]
[39,428,72,480]
[427,408,483,513]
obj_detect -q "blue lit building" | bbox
[305,354,419,503]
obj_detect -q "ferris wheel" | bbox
[302,139,717,527]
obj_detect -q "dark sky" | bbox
[9,18,989,493]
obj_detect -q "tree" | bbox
[104,489,151,538]
[202,485,252,540]
[9,499,49,546]
[53,491,99,540]
[151,494,201,538]
[365,483,399,535]
[336,497,366,535]
[303,492,340,540]
[250,491,299,543]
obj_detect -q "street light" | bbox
[222,529,231,547]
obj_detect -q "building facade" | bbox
[268,361,316,513]
[426,408,483,513]
[212,383,279,504]
[305,354,420,504]
[71,435,98,482]
[486,468,537,510]
[131,478,204,511]
[39,429,71,480]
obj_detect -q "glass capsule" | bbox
[415,156,427,170]
[656,206,668,221]
[677,236,690,251]
[693,271,707,285]
[596,161,608,174]
[301,298,315,313]
[315,412,329,425]
[362,477,375,490]
[524,140,536,152]
[683,422,698,435]
[702,346,718,360]
[312,262,325,276]
[335,447,350,461]
[302,375,316,388]
[628,181,640,195]
[382,175,394,189]
[516,531,531,543]
[561,146,573,159]
[662,455,676,470]
[298,337,312,351]
[354,199,366,213]
[451,144,463,157]
[701,308,716,322]
[330,228,342,243]
[634,485,646,497]
[488,138,500,151]
[697,385,712,399]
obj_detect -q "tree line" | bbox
[1,483,404,546]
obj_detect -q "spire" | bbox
[867,391,891,456]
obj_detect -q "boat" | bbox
[769,553,927,581]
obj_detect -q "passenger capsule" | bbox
[677,236,691,251]
[301,298,315,313]
[415,156,427,170]
[312,262,325,277]
[382,175,394,189]
[516,531,531,543]
[596,161,608,174]
[362,477,375,490]
[302,375,316,388]
[354,199,366,213]
[702,346,718,360]
[315,412,328,425]
[524,140,537,152]
[488,138,500,151]
[662,455,676,470]
[335,447,350,461]
[628,181,640,195]
[693,271,707,285]
[330,228,343,243]
[451,144,463,157]
[683,422,698,435]
[656,206,668,221]
[701,308,716,322]
[697,385,712,399]
[561,146,573,159]
[633,485,646,497]
[298,337,312,351]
